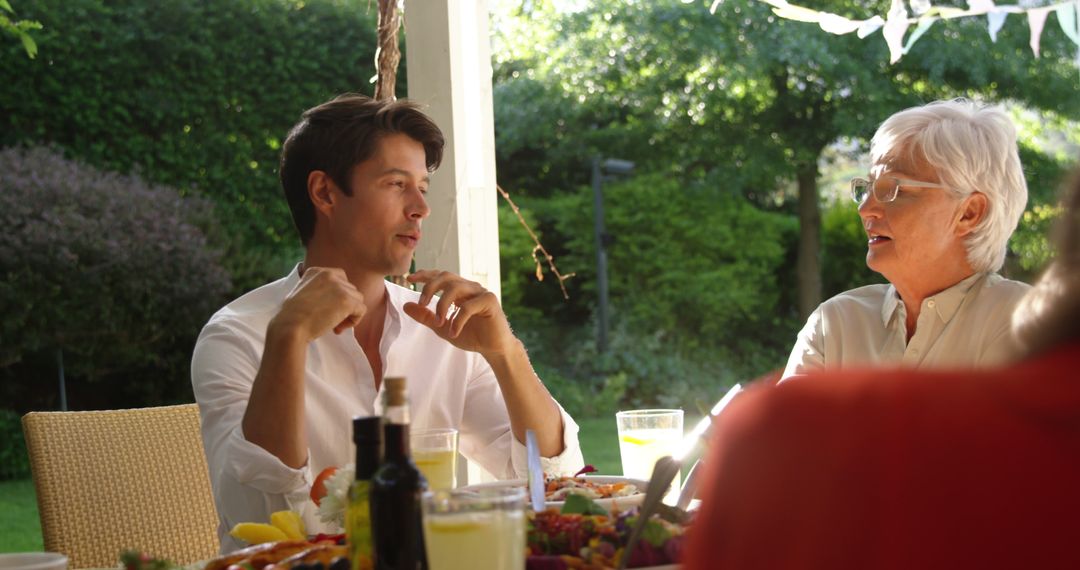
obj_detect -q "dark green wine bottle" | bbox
[371,377,428,570]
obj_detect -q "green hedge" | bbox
[0,409,30,480]
[1,0,382,293]
[1,146,232,411]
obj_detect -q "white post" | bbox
[404,0,501,300]
[404,0,502,484]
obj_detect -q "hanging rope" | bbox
[373,1,574,297]
[374,0,402,101]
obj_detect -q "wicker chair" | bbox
[22,404,220,569]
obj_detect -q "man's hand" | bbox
[271,267,366,341]
[403,270,517,357]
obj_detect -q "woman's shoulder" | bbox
[981,273,1032,297]
[820,283,893,310]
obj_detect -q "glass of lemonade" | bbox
[422,487,526,570]
[615,409,684,501]
[412,427,458,490]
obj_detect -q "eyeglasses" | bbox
[850,176,952,204]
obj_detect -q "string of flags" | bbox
[709,0,1080,70]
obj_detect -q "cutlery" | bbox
[526,429,545,512]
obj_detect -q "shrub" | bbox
[507,172,797,410]
[820,198,885,298]
[0,409,30,480]
[0,0,380,293]
[0,146,231,410]
[544,172,798,356]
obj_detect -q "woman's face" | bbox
[857,153,976,295]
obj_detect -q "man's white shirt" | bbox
[192,266,584,551]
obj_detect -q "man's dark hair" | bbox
[279,93,445,245]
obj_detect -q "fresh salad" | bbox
[526,497,690,569]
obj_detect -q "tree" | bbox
[493,0,1080,323]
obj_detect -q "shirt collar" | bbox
[882,283,902,326]
[926,272,986,323]
[881,272,987,326]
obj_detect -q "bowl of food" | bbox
[459,475,648,511]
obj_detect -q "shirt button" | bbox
[927,299,936,308]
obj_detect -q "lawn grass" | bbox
[0,479,42,553]
[575,414,703,478]
[576,416,623,475]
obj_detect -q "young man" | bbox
[192,94,583,550]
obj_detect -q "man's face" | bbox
[326,132,431,276]
[857,153,971,291]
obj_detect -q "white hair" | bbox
[870,99,1028,273]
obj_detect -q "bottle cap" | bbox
[384,376,407,406]
[352,416,382,444]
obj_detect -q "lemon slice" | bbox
[619,434,655,446]
[270,510,306,540]
[229,522,288,544]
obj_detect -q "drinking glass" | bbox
[422,488,526,570]
[411,427,458,490]
[615,409,684,500]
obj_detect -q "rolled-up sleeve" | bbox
[191,321,315,552]
[457,357,584,480]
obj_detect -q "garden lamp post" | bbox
[591,156,635,353]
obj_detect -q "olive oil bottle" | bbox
[346,416,381,570]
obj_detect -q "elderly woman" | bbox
[686,168,1080,569]
[782,99,1030,379]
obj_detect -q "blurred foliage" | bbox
[499,171,797,405]
[545,173,797,353]
[0,409,29,480]
[0,0,380,294]
[1011,203,1064,273]
[491,0,1080,407]
[0,146,231,411]
[821,198,887,297]
[0,0,42,59]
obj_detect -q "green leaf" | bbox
[639,518,672,548]
[0,1,12,14]
[20,32,36,59]
[559,494,608,515]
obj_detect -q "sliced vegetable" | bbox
[310,466,338,506]
[560,494,609,516]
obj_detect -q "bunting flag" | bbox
[1029,7,1053,57]
[884,0,911,63]
[721,0,1080,73]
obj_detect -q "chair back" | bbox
[22,404,219,569]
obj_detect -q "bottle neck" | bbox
[383,423,410,462]
[355,441,381,480]
[384,403,409,426]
